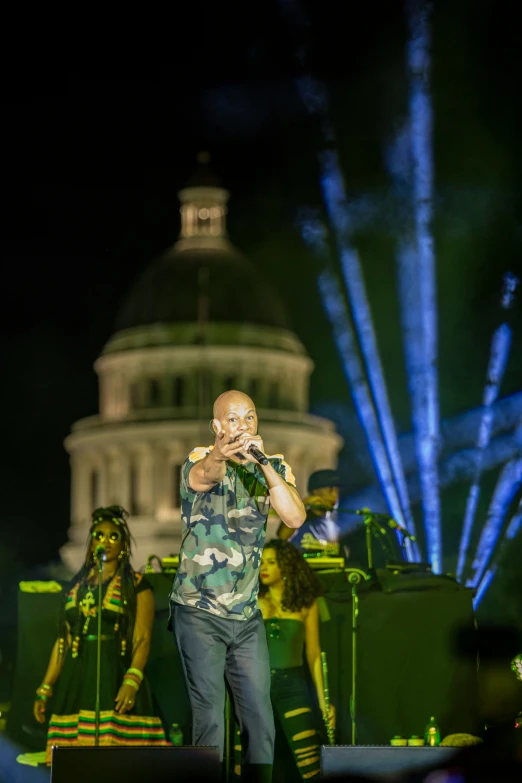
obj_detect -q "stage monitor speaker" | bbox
[320,745,459,779]
[50,745,220,783]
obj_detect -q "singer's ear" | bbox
[211,418,222,435]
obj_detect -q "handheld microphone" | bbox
[388,519,417,542]
[95,544,107,562]
[247,444,269,465]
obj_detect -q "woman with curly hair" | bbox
[235,539,335,781]
[33,506,168,763]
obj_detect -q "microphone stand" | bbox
[364,513,376,571]
[362,512,394,572]
[344,568,369,746]
[94,551,104,747]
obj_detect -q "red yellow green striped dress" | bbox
[45,572,168,764]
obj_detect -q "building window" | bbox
[130,460,139,516]
[173,376,185,407]
[171,464,182,509]
[149,378,161,407]
[90,469,100,510]
[268,382,279,409]
[130,382,140,410]
[196,369,211,408]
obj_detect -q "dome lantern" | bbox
[178,152,229,246]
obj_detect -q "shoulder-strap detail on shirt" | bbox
[188,445,213,463]
[266,454,297,487]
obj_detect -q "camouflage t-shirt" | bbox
[170,446,296,620]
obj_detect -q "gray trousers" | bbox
[172,603,275,778]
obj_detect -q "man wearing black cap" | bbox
[277,469,342,551]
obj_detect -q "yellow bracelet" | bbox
[126,667,144,681]
[123,678,139,690]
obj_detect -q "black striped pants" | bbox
[234,667,322,781]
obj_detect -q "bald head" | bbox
[213,390,255,420]
[212,390,258,442]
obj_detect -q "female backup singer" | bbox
[235,539,335,781]
[33,506,168,764]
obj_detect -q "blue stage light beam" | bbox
[296,209,414,558]
[457,275,519,582]
[294,80,419,555]
[286,2,424,561]
[317,268,414,558]
[338,245,419,551]
[467,456,522,588]
[318,149,419,555]
[473,497,522,609]
[472,569,494,611]
[298,210,413,560]
[392,0,442,571]
[395,237,441,567]
[457,324,513,579]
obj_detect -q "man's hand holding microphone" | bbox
[212,420,268,465]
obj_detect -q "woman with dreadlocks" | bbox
[33,506,168,763]
[234,539,335,781]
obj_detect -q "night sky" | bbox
[1,0,521,576]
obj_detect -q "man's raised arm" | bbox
[261,463,306,529]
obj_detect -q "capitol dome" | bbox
[116,246,290,333]
[116,154,289,334]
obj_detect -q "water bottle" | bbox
[169,723,184,746]
[424,716,441,747]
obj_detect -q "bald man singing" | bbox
[170,391,305,782]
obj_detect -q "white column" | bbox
[77,453,94,524]
[280,370,293,410]
[98,452,109,506]
[289,371,300,411]
[106,450,120,506]
[152,443,169,520]
[106,372,117,419]
[295,368,307,412]
[98,372,108,420]
[256,364,271,409]
[133,443,152,516]
[69,451,82,524]
[236,362,249,396]
[119,447,131,512]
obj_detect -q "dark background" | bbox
[0,1,520,608]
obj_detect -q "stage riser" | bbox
[50,746,220,783]
[321,745,459,779]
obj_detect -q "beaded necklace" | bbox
[66,571,129,658]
